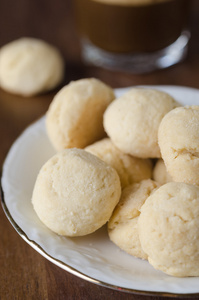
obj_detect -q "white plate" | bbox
[1,85,199,297]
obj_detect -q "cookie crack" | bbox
[172,148,199,160]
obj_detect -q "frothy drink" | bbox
[75,0,190,53]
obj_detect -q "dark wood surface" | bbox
[1,1,199,299]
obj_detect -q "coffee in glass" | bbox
[74,0,191,72]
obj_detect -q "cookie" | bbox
[158,106,199,185]
[138,182,199,277]
[46,78,115,151]
[32,148,121,236]
[0,37,64,96]
[85,138,152,188]
[108,179,159,259]
[152,159,172,185]
[103,88,179,158]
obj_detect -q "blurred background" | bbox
[0,0,199,88]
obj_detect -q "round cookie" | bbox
[138,182,199,277]
[158,106,199,185]
[32,148,121,236]
[153,159,172,185]
[108,179,159,259]
[0,37,64,96]
[46,78,115,151]
[103,88,179,158]
[85,138,152,189]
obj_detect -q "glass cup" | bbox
[74,0,192,73]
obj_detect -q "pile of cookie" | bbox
[31,78,199,278]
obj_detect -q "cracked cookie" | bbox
[138,182,199,277]
[46,78,115,151]
[85,138,152,189]
[103,88,179,158]
[32,148,121,236]
[108,179,159,259]
[158,106,199,185]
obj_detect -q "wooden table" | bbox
[0,0,199,299]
